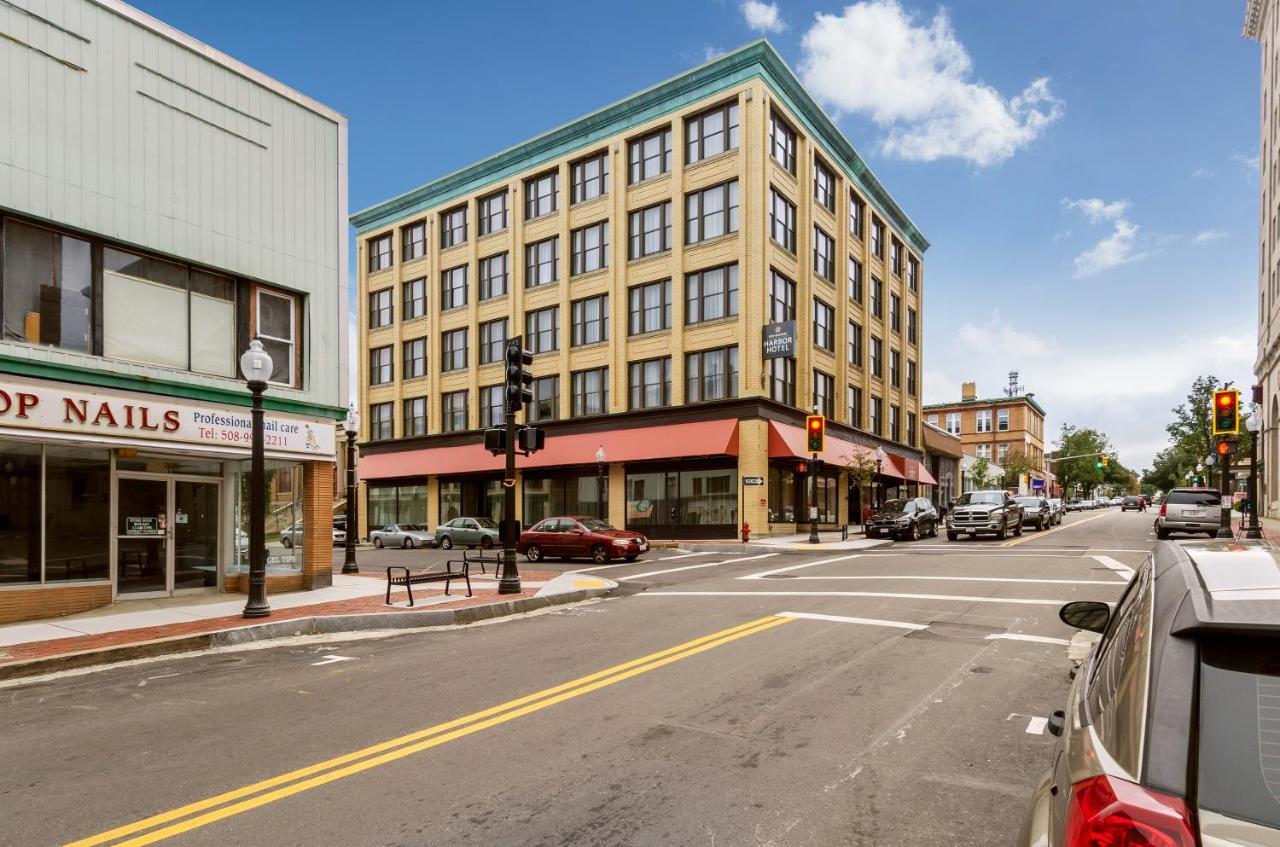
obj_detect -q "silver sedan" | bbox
[369,524,436,549]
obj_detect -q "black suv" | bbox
[865,497,939,541]
[1017,540,1280,846]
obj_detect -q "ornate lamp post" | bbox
[239,339,273,619]
[1246,410,1264,539]
[875,446,887,505]
[595,445,607,521]
[342,405,360,573]
[1195,462,1204,487]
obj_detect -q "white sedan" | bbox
[369,524,436,549]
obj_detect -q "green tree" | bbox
[1166,375,1219,467]
[970,457,994,489]
[1000,449,1036,491]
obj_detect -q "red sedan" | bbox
[518,516,649,564]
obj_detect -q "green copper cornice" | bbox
[350,40,929,254]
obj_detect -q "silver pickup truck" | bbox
[945,490,1025,541]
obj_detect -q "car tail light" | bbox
[1159,502,1167,518]
[1063,774,1195,847]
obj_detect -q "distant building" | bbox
[922,420,962,507]
[923,377,1047,495]
[960,453,1005,493]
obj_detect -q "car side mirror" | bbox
[1058,600,1110,633]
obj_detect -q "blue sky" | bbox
[132,0,1261,471]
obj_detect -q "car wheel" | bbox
[439,535,453,550]
[909,523,920,542]
[1206,531,1218,538]
[480,536,494,550]
[405,538,415,549]
[526,544,543,562]
[591,544,610,564]
[1014,520,1023,537]
[373,537,383,549]
[625,553,639,562]
[946,531,958,541]
[866,529,878,539]
[997,522,1008,540]
[282,536,293,549]
[1038,518,1045,531]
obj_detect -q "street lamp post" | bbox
[875,447,887,504]
[342,405,360,574]
[1246,410,1264,539]
[595,445,607,521]
[1196,462,1204,488]
[239,339,273,619]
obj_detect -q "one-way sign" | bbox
[743,476,765,485]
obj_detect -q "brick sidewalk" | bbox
[0,571,557,666]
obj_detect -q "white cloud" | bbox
[798,0,1063,166]
[702,45,728,61]
[1191,167,1214,179]
[1234,151,1261,172]
[741,0,786,33]
[1063,197,1146,278]
[955,312,1048,357]
[1191,229,1227,244]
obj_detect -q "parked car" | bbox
[518,516,648,564]
[434,517,500,550]
[865,498,939,541]
[279,521,345,548]
[1046,498,1065,525]
[1120,495,1143,512]
[369,523,436,549]
[1155,487,1223,539]
[1018,540,1280,847]
[945,490,1024,541]
[1014,496,1053,531]
[1065,499,1085,512]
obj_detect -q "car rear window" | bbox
[1166,490,1221,506]
[1198,638,1280,828]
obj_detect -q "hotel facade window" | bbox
[629,357,671,409]
[848,320,862,367]
[526,306,559,354]
[480,252,508,299]
[368,234,392,272]
[908,256,919,291]
[369,288,393,328]
[870,336,882,378]
[813,298,834,351]
[686,180,739,244]
[628,126,671,184]
[871,217,884,258]
[769,189,796,252]
[976,444,992,459]
[871,276,883,318]
[441,205,467,248]
[402,220,427,262]
[525,236,559,288]
[850,191,864,239]
[403,277,426,320]
[478,190,508,236]
[531,376,559,422]
[441,328,467,372]
[907,412,917,447]
[686,101,739,164]
[524,170,558,220]
[629,201,672,259]
[890,404,900,442]
[814,226,835,281]
[571,294,609,346]
[870,397,882,435]
[403,397,427,436]
[628,279,671,335]
[891,238,902,276]
[571,367,609,417]
[570,151,609,204]
[890,293,901,333]
[403,337,427,380]
[442,391,469,432]
[479,318,507,365]
[480,385,503,428]
[848,256,862,302]
[441,265,467,310]
[571,221,609,276]
[769,112,796,173]
[768,357,796,405]
[370,345,393,385]
[370,402,393,440]
[813,370,834,419]
[889,349,900,387]
[686,346,738,402]
[907,307,917,344]
[848,386,863,427]
[814,159,835,212]
[907,360,917,396]
[770,271,796,322]
[686,264,738,324]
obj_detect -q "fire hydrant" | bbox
[741,521,751,543]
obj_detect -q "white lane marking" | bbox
[741,553,862,579]
[987,633,1071,646]
[777,611,928,630]
[775,575,1122,586]
[574,559,664,573]
[621,553,777,581]
[310,654,356,666]
[642,591,1068,606]
[1026,716,1048,735]
[654,551,714,561]
[1091,555,1136,582]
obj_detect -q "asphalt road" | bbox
[3,507,1154,847]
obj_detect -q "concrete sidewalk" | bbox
[0,571,615,681]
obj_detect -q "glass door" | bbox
[116,477,169,597]
[173,480,220,592]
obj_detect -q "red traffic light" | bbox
[1217,394,1232,406]
[796,462,808,474]
[1216,440,1231,456]
[805,414,825,453]
[1212,389,1239,436]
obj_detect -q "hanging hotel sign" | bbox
[762,321,796,360]
[0,376,336,459]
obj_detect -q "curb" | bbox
[676,539,891,553]
[0,586,609,683]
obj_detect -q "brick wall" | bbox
[0,584,112,625]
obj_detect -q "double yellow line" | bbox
[65,615,793,847]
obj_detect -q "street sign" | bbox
[762,321,797,360]
[743,476,765,485]
[1031,479,1044,490]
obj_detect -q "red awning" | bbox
[359,419,739,480]
[766,422,894,473]
[891,455,938,485]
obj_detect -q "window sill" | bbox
[627,328,672,341]
[685,231,739,251]
[627,249,672,265]
[685,148,739,173]
[569,193,608,212]
[685,314,739,330]
[768,238,797,257]
[402,374,429,385]
[525,210,560,225]
[478,229,509,246]
[440,304,469,317]
[440,243,469,258]
[569,267,609,284]
[571,339,610,352]
[402,314,429,326]
[627,173,672,191]
[524,280,561,293]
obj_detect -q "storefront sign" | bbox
[762,321,796,360]
[742,476,765,485]
[0,376,336,459]
[126,516,162,536]
[1031,478,1045,490]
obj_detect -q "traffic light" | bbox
[1216,439,1233,457]
[805,415,825,453]
[1212,389,1240,436]
[1095,456,1103,469]
[504,336,533,415]
[1101,454,1109,468]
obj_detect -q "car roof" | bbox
[1158,540,1280,636]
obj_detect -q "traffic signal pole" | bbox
[1217,447,1234,539]
[808,451,820,544]
[499,399,521,594]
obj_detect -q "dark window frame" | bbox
[402,277,426,321]
[524,170,559,221]
[368,288,393,329]
[685,345,739,403]
[401,220,427,262]
[571,293,609,347]
[570,150,609,205]
[368,233,393,272]
[685,179,739,245]
[628,201,672,259]
[627,126,673,184]
[441,265,468,311]
[813,298,835,352]
[769,188,796,252]
[441,327,468,373]
[479,252,509,300]
[441,205,468,248]
[685,100,740,165]
[402,337,427,380]
[478,190,508,237]
[685,263,739,325]
[570,220,609,276]
[627,279,672,335]
[525,236,560,288]
[628,356,672,410]
[369,345,393,386]
[525,305,559,355]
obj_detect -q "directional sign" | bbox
[743,476,765,486]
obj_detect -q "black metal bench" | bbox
[460,549,502,576]
[385,561,472,606]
